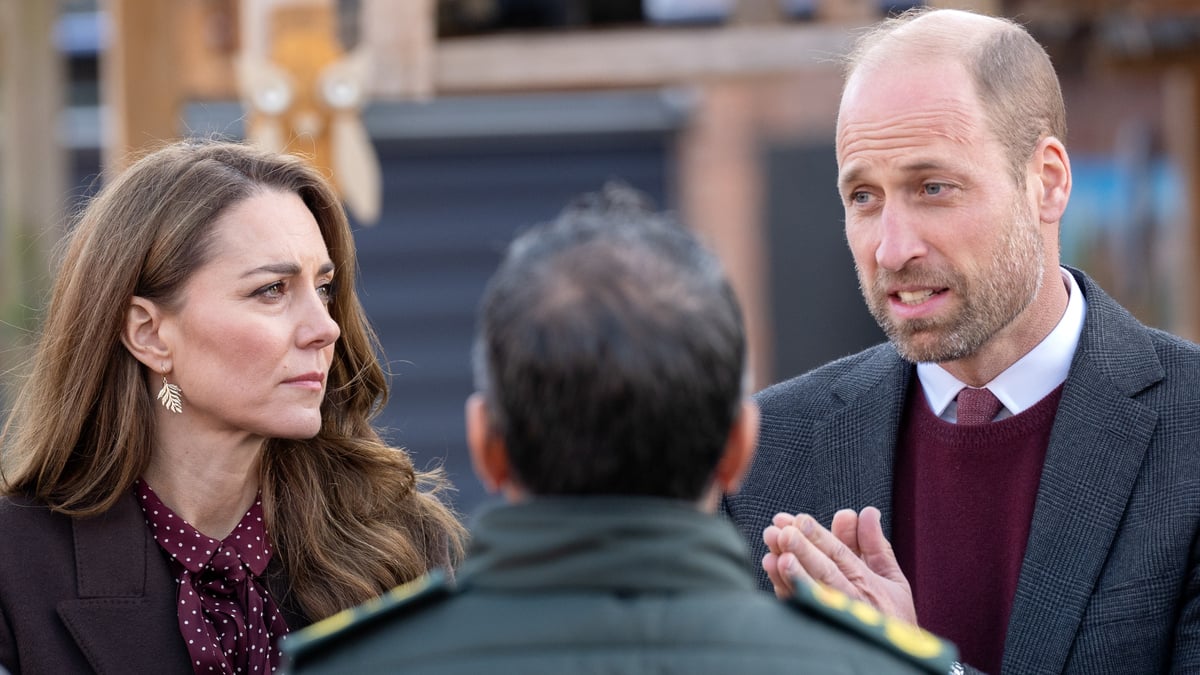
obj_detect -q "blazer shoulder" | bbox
[1074,270,1200,393]
[284,571,453,667]
[787,581,958,674]
[756,343,900,411]
[0,495,66,539]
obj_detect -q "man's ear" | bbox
[121,296,171,371]
[713,399,760,495]
[466,393,511,494]
[1032,135,1071,225]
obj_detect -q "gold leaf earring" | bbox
[157,373,183,414]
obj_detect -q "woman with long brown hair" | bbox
[0,139,465,674]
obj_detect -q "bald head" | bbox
[841,8,1066,185]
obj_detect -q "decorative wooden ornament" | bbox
[236,1,382,224]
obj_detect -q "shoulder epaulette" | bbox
[787,581,958,674]
[283,570,453,663]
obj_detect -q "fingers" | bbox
[764,512,798,554]
[763,524,781,552]
[762,551,796,599]
[764,522,794,598]
[765,508,918,625]
[775,515,866,599]
[857,506,904,580]
[772,512,797,528]
[830,508,861,556]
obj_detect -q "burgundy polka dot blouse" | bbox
[136,480,290,674]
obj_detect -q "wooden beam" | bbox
[817,0,877,22]
[177,21,857,100]
[432,24,856,94]
[101,0,183,173]
[733,0,787,24]
[928,0,1002,14]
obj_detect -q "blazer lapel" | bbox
[814,346,912,532]
[56,492,192,675]
[1002,272,1162,674]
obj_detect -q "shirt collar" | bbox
[135,479,275,577]
[917,267,1086,418]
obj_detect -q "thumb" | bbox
[857,506,904,581]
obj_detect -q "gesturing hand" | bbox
[762,506,917,625]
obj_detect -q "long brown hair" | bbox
[0,139,465,619]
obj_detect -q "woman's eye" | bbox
[257,281,286,299]
[317,283,335,305]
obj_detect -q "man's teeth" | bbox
[897,290,936,305]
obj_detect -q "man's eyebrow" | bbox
[242,262,336,278]
[899,159,956,174]
[838,160,960,191]
[837,166,865,193]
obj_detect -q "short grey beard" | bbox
[858,206,1045,364]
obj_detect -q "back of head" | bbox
[844,8,1066,184]
[474,183,746,501]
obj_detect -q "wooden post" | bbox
[1163,65,1200,342]
[363,0,434,100]
[678,80,774,391]
[0,0,67,404]
[100,0,182,174]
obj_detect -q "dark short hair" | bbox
[473,183,746,500]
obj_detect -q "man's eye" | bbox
[924,183,945,196]
[852,191,871,204]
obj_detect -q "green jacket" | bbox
[286,497,955,674]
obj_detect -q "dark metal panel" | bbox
[763,141,885,385]
[355,131,673,515]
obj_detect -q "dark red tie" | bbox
[957,387,1003,425]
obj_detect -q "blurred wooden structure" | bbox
[0,0,66,403]
[2,0,1192,395]
[101,0,902,387]
[1006,0,1200,340]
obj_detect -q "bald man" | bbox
[724,8,1200,674]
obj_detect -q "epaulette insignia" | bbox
[282,570,452,662]
[788,581,958,674]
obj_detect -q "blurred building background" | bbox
[1,0,1198,514]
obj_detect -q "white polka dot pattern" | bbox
[136,480,289,675]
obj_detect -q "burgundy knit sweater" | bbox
[892,382,1065,674]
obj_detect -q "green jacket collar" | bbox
[460,497,756,595]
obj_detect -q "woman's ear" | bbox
[121,296,171,371]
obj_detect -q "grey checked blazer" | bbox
[724,268,1200,674]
